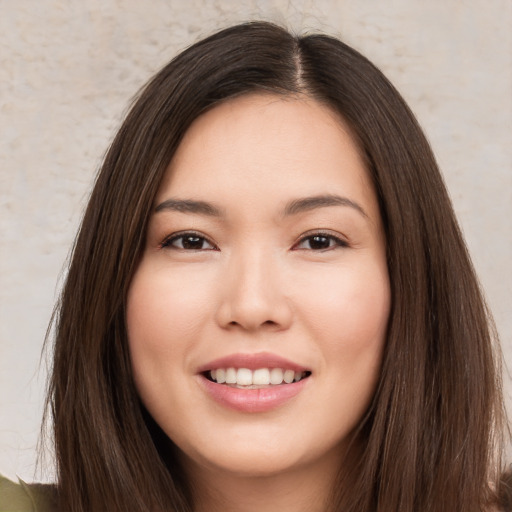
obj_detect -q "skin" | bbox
[126,93,391,512]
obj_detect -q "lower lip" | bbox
[198,375,309,413]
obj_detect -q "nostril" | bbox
[227,319,278,328]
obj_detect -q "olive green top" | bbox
[0,475,57,512]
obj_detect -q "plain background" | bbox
[1,0,511,482]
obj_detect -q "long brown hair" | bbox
[44,21,508,511]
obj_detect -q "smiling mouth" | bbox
[204,368,312,388]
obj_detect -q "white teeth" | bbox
[225,367,237,384]
[236,368,253,386]
[283,369,295,384]
[216,368,226,383]
[269,368,283,385]
[208,367,308,386]
[253,368,270,385]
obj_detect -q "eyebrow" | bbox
[283,194,368,218]
[154,194,367,218]
[155,198,223,216]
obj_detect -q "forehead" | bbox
[156,93,378,221]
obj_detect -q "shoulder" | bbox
[0,474,57,512]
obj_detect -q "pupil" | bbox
[183,236,203,249]
[310,235,330,249]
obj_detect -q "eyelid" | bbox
[158,229,348,251]
[159,230,218,251]
[292,230,349,251]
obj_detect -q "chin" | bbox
[191,447,306,478]
[179,430,344,481]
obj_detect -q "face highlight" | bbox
[126,94,390,480]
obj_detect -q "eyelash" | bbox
[160,231,218,251]
[293,231,349,251]
[159,230,349,252]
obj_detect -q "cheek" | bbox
[295,257,390,410]
[302,263,389,425]
[125,263,215,420]
[125,264,211,407]
[126,263,213,353]
[295,260,390,351]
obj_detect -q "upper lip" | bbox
[196,352,310,373]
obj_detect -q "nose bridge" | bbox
[217,243,292,331]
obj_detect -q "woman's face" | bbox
[127,94,390,478]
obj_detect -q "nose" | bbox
[215,249,293,332]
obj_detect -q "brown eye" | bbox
[294,233,348,251]
[161,233,216,251]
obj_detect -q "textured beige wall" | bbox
[1,0,511,482]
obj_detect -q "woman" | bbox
[1,21,509,512]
